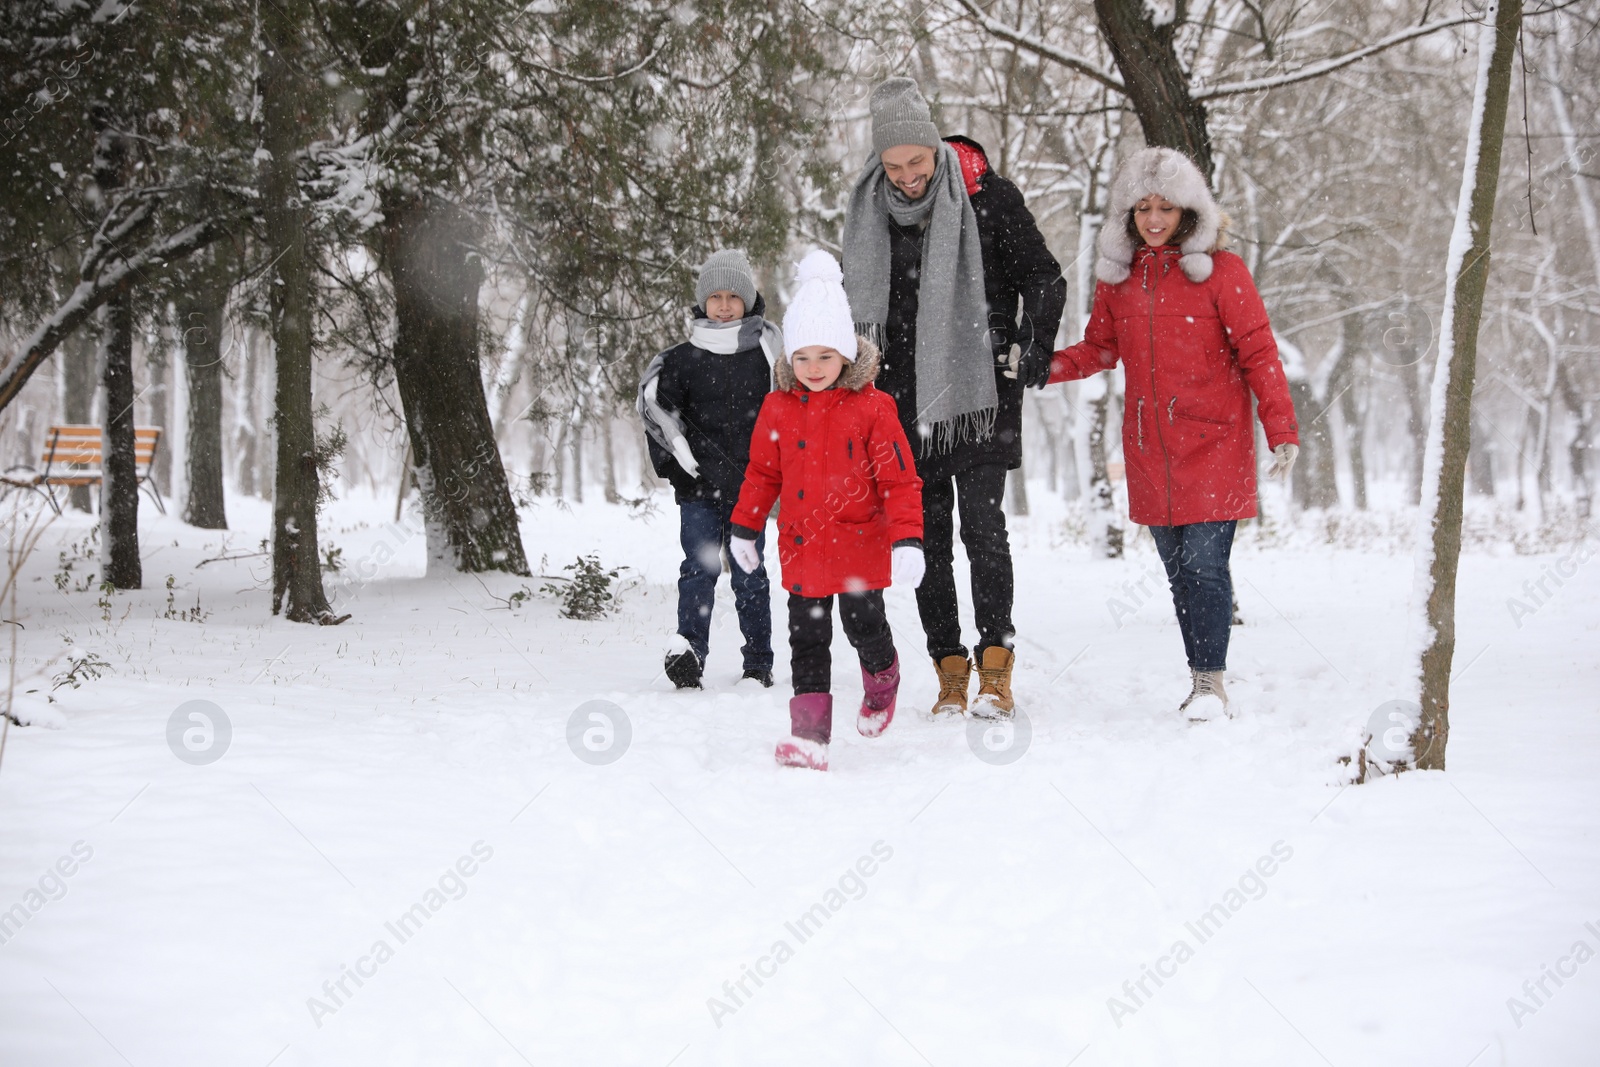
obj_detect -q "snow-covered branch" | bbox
[0,215,236,413]
[1193,12,1481,100]
[950,0,1125,94]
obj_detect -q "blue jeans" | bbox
[677,500,773,671]
[1148,520,1237,672]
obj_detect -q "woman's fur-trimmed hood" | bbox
[774,337,882,393]
[1096,146,1225,285]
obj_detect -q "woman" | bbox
[1047,147,1299,721]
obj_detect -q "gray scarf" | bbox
[636,312,780,479]
[842,143,995,452]
[689,315,782,366]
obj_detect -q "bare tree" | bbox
[1408,0,1523,772]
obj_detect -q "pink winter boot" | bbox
[857,656,900,738]
[775,693,831,771]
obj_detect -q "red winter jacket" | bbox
[1049,244,1299,527]
[731,340,924,598]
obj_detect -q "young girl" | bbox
[1046,147,1300,722]
[729,250,925,770]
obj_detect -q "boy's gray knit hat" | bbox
[695,249,757,310]
[870,77,940,155]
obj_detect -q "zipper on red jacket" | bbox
[1136,398,1145,450]
[892,441,905,470]
[1144,249,1176,526]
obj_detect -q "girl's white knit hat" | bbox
[782,250,858,363]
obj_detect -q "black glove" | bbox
[1017,340,1053,389]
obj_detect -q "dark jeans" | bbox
[677,500,773,671]
[1148,520,1237,673]
[788,590,896,696]
[917,462,1015,661]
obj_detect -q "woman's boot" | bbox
[1181,670,1230,722]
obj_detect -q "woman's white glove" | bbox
[730,538,761,574]
[891,544,925,588]
[1267,442,1299,481]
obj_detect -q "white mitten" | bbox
[891,544,925,588]
[730,538,761,574]
[670,435,700,478]
[1267,442,1299,481]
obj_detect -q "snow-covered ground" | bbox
[1,490,1596,1066]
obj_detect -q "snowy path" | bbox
[1,495,1597,1066]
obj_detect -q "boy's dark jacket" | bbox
[644,297,776,505]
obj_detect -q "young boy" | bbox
[729,250,925,770]
[638,249,780,689]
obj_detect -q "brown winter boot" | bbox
[970,646,1015,720]
[929,655,972,720]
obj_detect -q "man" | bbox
[842,77,1065,721]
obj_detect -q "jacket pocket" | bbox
[1170,397,1233,427]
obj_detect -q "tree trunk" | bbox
[1087,373,1123,558]
[1007,460,1030,517]
[1303,341,1350,509]
[1336,310,1369,510]
[178,252,230,529]
[1093,0,1213,178]
[381,194,529,575]
[235,325,265,498]
[571,424,585,505]
[60,328,97,513]
[1401,359,1429,506]
[93,112,141,590]
[145,322,172,493]
[1410,0,1522,772]
[263,0,339,623]
[99,292,141,589]
[602,414,621,505]
[1556,362,1593,519]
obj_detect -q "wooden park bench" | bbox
[1,424,166,515]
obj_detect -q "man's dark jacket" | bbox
[879,135,1066,481]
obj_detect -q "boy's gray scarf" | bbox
[842,142,995,452]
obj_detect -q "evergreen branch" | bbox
[0,213,240,414]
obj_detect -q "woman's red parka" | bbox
[732,340,924,598]
[1049,243,1299,527]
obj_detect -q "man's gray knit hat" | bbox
[870,77,940,155]
[695,249,758,310]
